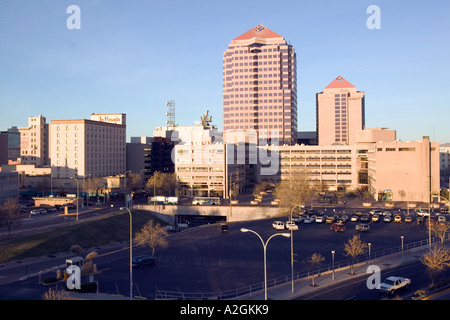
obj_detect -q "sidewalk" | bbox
[244,244,431,300]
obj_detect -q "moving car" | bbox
[272,221,285,230]
[378,276,411,294]
[219,224,229,233]
[132,255,157,268]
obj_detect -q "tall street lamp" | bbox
[120,206,133,300]
[289,204,302,292]
[241,228,290,300]
[331,250,335,280]
[70,177,79,222]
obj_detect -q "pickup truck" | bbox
[378,276,411,294]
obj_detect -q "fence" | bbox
[155,234,447,300]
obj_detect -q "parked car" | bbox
[416,216,423,225]
[404,216,413,223]
[330,223,345,232]
[30,209,40,216]
[286,221,299,231]
[341,215,349,223]
[326,216,335,224]
[356,224,370,232]
[292,216,303,223]
[438,216,447,225]
[350,215,359,222]
[360,214,370,222]
[272,221,285,230]
[315,216,325,224]
[394,215,402,223]
[372,214,380,223]
[383,215,392,223]
[303,216,314,224]
[132,255,157,268]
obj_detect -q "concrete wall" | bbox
[134,204,286,223]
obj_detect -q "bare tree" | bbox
[134,220,169,257]
[0,199,22,236]
[145,172,176,197]
[84,177,105,203]
[344,235,368,275]
[420,244,450,287]
[398,190,406,202]
[304,253,325,287]
[431,223,450,245]
[273,169,312,211]
[42,288,69,300]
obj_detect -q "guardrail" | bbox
[155,234,447,300]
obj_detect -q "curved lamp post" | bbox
[120,207,133,300]
[70,177,79,222]
[241,228,290,300]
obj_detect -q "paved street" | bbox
[0,207,442,300]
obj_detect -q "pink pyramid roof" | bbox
[232,25,284,42]
[325,76,356,89]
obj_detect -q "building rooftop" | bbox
[325,76,356,89]
[232,25,284,43]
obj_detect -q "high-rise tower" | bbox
[316,76,365,146]
[222,25,297,144]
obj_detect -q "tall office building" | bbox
[49,113,126,178]
[19,115,49,166]
[316,76,365,146]
[223,25,297,144]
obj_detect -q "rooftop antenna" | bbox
[165,100,175,129]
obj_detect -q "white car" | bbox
[350,215,359,222]
[272,221,285,230]
[285,221,299,231]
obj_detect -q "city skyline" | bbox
[1,1,449,143]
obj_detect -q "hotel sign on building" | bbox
[90,113,126,125]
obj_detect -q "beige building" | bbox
[19,115,49,166]
[368,136,440,203]
[223,24,297,144]
[49,113,126,179]
[172,121,245,198]
[316,76,365,146]
[265,143,371,192]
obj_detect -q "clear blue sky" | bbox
[1,0,449,143]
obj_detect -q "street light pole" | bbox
[121,207,133,300]
[331,250,335,280]
[70,177,79,222]
[241,228,290,300]
[289,204,302,292]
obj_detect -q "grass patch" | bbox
[0,210,166,264]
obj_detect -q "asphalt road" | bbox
[0,208,442,300]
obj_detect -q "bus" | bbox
[192,197,221,206]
